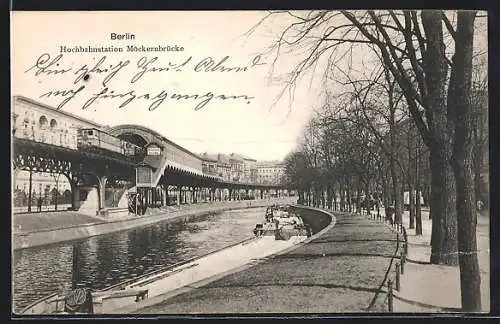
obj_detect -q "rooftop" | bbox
[256,160,285,168]
[13,95,102,128]
[199,153,218,162]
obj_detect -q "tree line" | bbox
[251,10,488,311]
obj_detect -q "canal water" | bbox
[12,207,266,313]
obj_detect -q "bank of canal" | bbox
[136,208,398,314]
[13,207,268,313]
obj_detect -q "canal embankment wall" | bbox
[293,205,334,234]
[13,198,295,251]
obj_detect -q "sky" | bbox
[11,11,324,161]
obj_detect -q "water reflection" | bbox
[13,207,265,312]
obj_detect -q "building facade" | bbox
[256,161,286,185]
[12,96,102,208]
[242,156,258,183]
[12,170,72,207]
[199,153,281,185]
[228,153,244,182]
[216,154,232,182]
[14,171,71,195]
[200,153,219,176]
[12,96,102,150]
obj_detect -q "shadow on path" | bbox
[273,252,396,260]
[309,238,398,244]
[200,282,380,294]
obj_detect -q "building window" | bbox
[50,119,58,130]
[39,116,48,129]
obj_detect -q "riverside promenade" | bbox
[129,208,400,314]
[13,198,295,250]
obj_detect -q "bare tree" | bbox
[251,9,485,311]
[448,11,481,311]
[471,63,488,211]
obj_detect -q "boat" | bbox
[253,204,311,240]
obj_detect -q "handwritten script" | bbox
[24,53,266,111]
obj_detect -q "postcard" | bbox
[11,10,489,315]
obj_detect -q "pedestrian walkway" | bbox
[132,209,399,314]
[375,209,490,312]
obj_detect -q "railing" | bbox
[362,207,408,312]
[13,204,73,214]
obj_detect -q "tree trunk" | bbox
[322,188,326,208]
[390,158,403,224]
[407,127,415,229]
[450,11,481,311]
[409,184,416,229]
[415,141,423,235]
[314,187,318,207]
[473,142,485,207]
[408,140,415,229]
[415,186,423,235]
[428,183,432,219]
[333,188,337,211]
[415,141,422,235]
[326,184,332,209]
[472,87,488,209]
[382,174,389,208]
[408,181,415,229]
[340,182,345,211]
[452,150,481,310]
[429,149,458,265]
[365,182,371,213]
[347,182,352,213]
[356,188,362,214]
[422,10,458,266]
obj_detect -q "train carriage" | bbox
[77,128,141,156]
[123,141,141,156]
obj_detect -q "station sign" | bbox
[147,145,161,156]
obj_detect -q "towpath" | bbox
[132,208,399,314]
